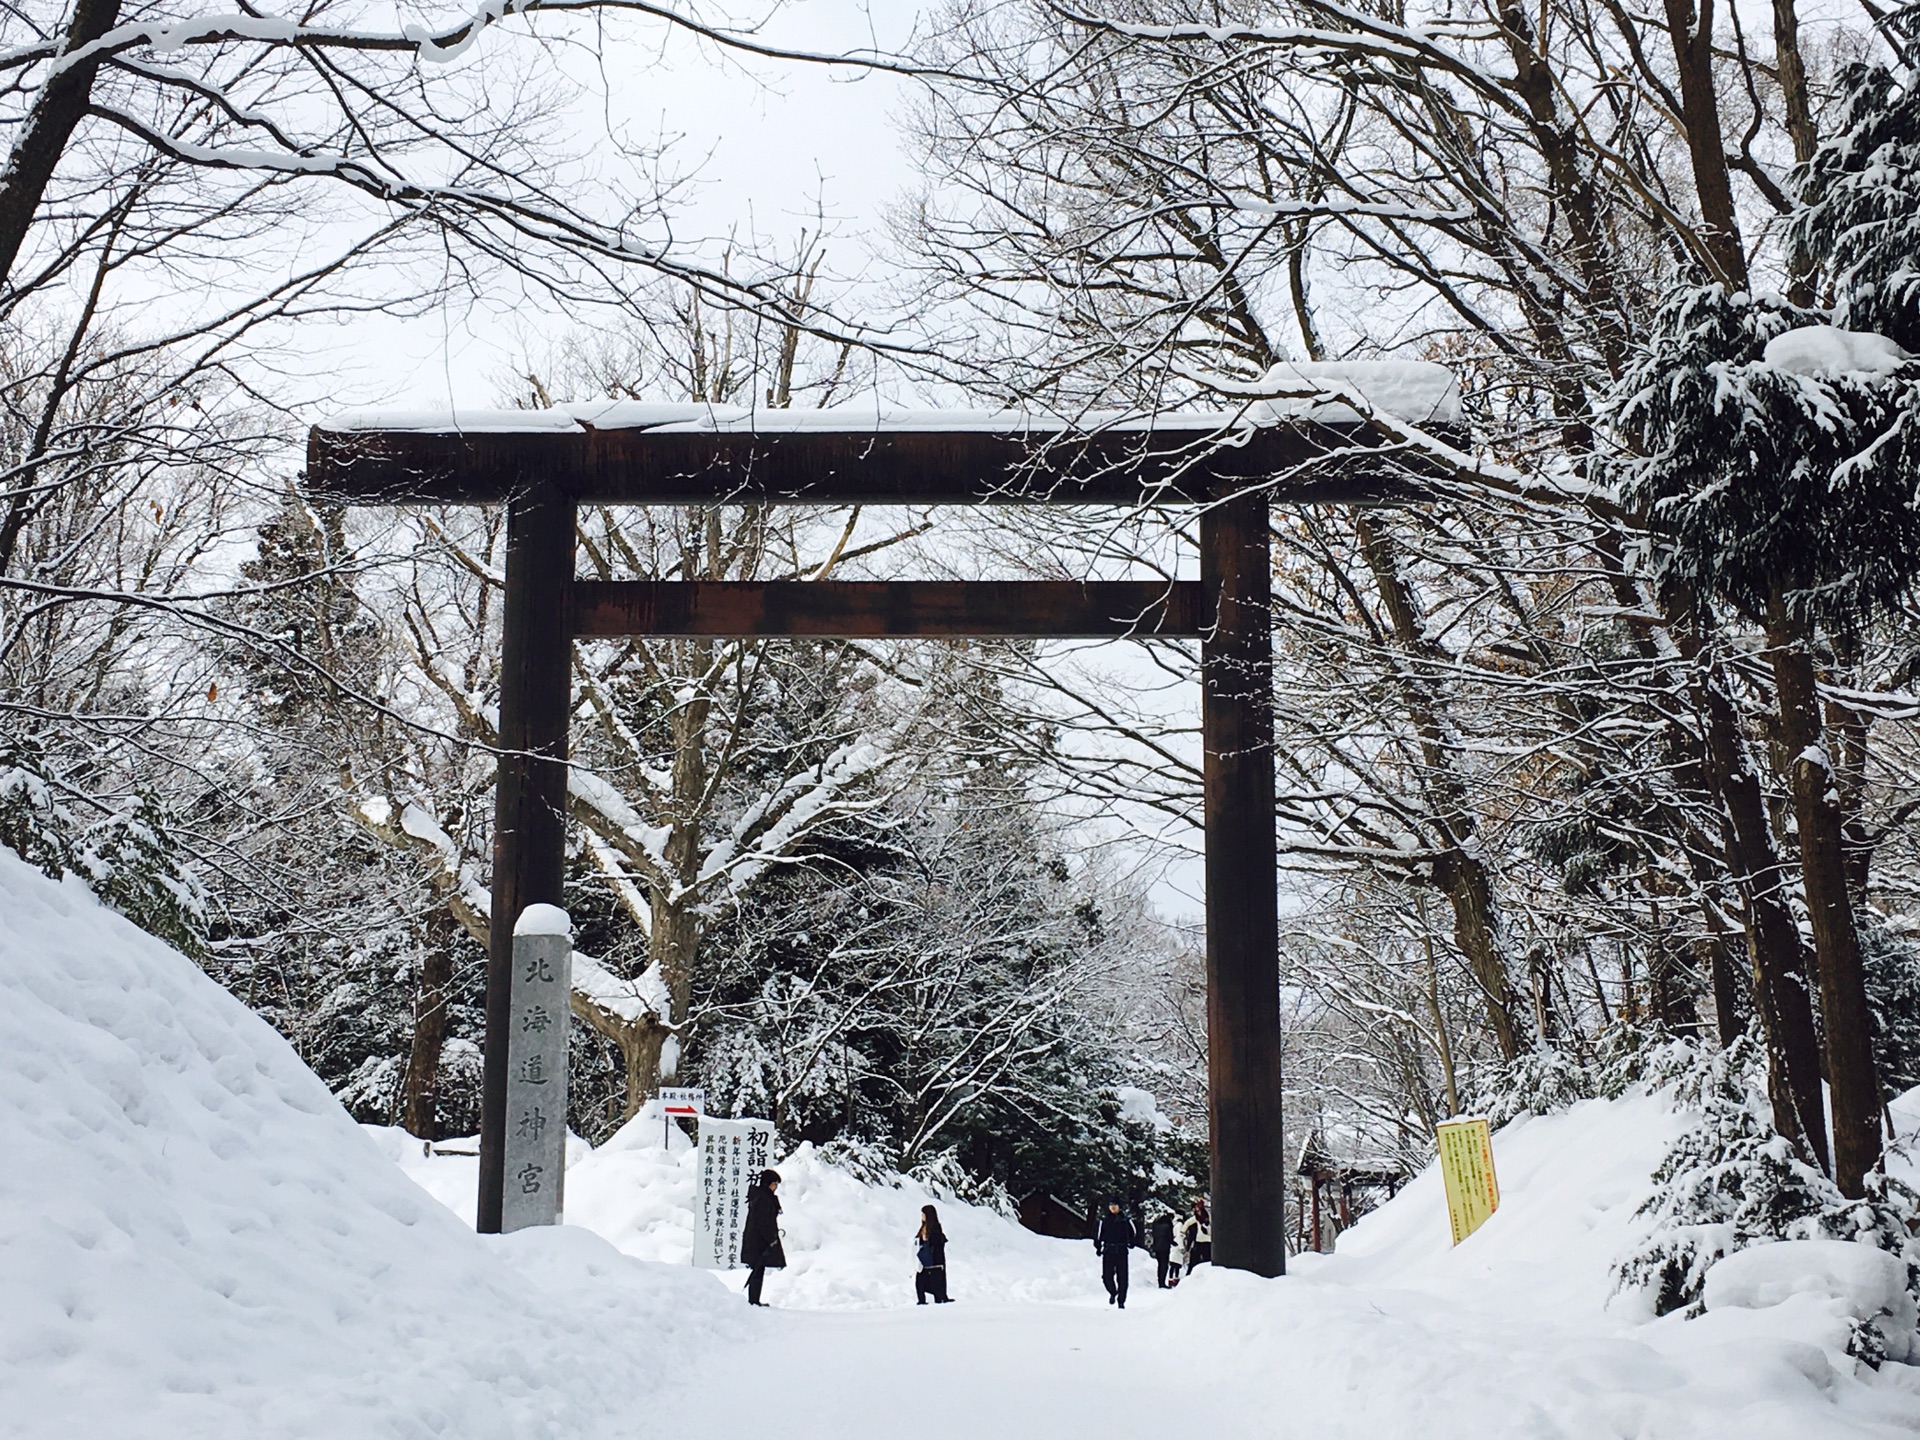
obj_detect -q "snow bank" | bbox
[1707,1242,1920,1364]
[379,1101,1097,1310]
[632,1089,1920,1440]
[13,827,1915,1440]
[1140,1093,1920,1437]
[0,850,739,1439]
[1707,1240,1914,1320]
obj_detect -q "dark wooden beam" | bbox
[570,580,1207,639]
[307,423,1431,508]
[1200,488,1287,1278]
[477,486,574,1235]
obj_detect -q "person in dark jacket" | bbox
[1094,1201,1136,1309]
[914,1203,952,1304]
[740,1169,783,1307]
[1147,1209,1177,1289]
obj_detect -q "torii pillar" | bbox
[1201,489,1286,1275]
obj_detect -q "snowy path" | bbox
[650,1290,1229,1439]
[647,1265,1920,1440]
[632,1093,1920,1440]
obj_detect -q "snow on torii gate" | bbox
[306,378,1454,1278]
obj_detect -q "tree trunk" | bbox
[1692,650,1831,1171]
[650,896,699,1079]
[1822,646,1876,898]
[1419,895,1462,1118]
[401,908,457,1140]
[1771,0,1820,303]
[650,638,713,1089]
[0,0,125,290]
[1526,945,1561,1043]
[1356,515,1524,1058]
[1701,902,1746,1048]
[1640,894,1693,1034]
[1764,600,1882,1196]
[1660,0,1749,284]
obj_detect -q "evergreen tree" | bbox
[1610,46,1920,1190]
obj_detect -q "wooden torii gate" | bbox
[307,405,1423,1278]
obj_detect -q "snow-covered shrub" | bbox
[333,1036,485,1139]
[1592,1023,1715,1100]
[1475,1023,1712,1125]
[0,745,207,957]
[816,1135,901,1187]
[436,1037,485,1136]
[1613,1043,1920,1332]
[0,741,81,880]
[1862,918,1920,1100]
[80,794,209,960]
[1476,1045,1594,1125]
[909,1149,1017,1217]
[1704,1239,1920,1366]
[806,1138,1019,1217]
[336,1053,404,1121]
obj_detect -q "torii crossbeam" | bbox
[306,396,1449,1278]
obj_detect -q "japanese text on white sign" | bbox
[694,1117,775,1269]
[502,906,571,1233]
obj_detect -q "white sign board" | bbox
[659,1086,706,1118]
[694,1117,776,1269]
[502,906,571,1233]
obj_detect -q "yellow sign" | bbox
[1435,1116,1500,1245]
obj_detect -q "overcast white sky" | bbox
[328,0,927,411]
[305,0,1213,921]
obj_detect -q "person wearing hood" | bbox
[1094,1201,1136,1309]
[740,1169,784,1307]
[1147,1208,1178,1289]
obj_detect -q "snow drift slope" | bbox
[0,851,739,1440]
[1174,1093,1920,1439]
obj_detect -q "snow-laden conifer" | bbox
[1796,5,1920,354]
[1612,1036,1919,1359]
[1611,285,1919,628]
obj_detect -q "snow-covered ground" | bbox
[5,847,1919,1438]
[370,1117,1093,1309]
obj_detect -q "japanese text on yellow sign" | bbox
[1435,1116,1499,1245]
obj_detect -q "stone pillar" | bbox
[501,904,572,1232]
[477,485,573,1233]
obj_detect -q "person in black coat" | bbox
[1147,1209,1177,1289]
[914,1203,952,1304]
[740,1169,783,1306]
[1094,1201,1136,1309]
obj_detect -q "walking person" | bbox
[1095,1200,1136,1309]
[1147,1208,1177,1289]
[914,1203,952,1305]
[1180,1195,1212,1275]
[740,1169,784,1307]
